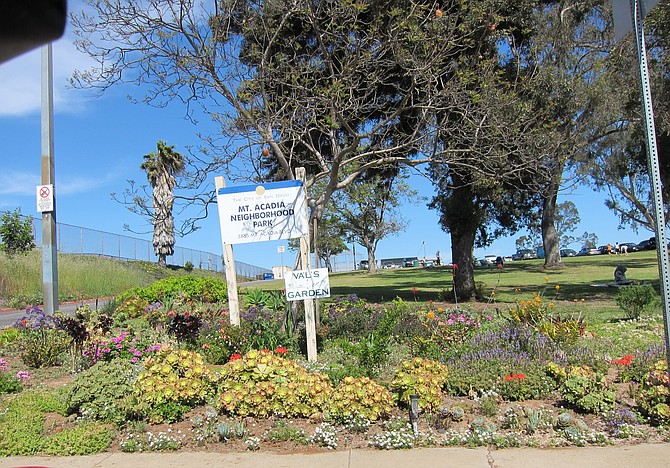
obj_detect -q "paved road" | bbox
[0,298,110,328]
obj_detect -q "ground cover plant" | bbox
[1,252,669,455]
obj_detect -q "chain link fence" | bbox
[1,211,271,279]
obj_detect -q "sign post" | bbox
[612,0,670,368]
[41,43,58,316]
[215,176,240,325]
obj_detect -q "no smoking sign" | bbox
[36,184,54,213]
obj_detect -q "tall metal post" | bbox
[41,43,58,315]
[630,0,670,366]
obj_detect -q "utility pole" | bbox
[41,43,58,315]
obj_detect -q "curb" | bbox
[0,297,114,315]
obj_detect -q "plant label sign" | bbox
[284,268,330,301]
[36,184,54,213]
[217,180,308,245]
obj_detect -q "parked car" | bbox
[512,249,537,261]
[637,237,657,251]
[577,247,600,256]
[359,260,369,270]
[560,248,577,257]
[483,255,497,264]
[619,242,639,253]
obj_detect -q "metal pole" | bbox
[41,43,58,315]
[630,0,670,367]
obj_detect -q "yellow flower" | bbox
[549,303,555,307]
[437,307,444,313]
[581,298,585,302]
[545,277,549,283]
[555,285,560,290]
[491,291,496,296]
[426,312,435,319]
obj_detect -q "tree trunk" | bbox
[542,165,564,269]
[450,225,477,302]
[367,245,377,274]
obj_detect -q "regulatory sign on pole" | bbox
[36,184,54,213]
[284,268,330,301]
[217,180,308,245]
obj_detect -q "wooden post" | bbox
[215,176,240,325]
[296,168,317,361]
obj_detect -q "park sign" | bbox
[284,268,330,301]
[216,180,308,245]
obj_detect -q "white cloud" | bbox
[0,26,97,117]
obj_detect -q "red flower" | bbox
[505,373,527,381]
[411,286,419,294]
[275,347,287,355]
[612,354,634,366]
[229,353,242,361]
[201,343,210,349]
[168,310,175,317]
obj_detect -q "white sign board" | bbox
[217,180,308,245]
[284,268,330,301]
[36,184,54,213]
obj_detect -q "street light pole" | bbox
[41,43,58,315]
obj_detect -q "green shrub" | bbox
[390,357,448,411]
[62,359,138,426]
[0,327,20,349]
[184,261,194,273]
[0,208,35,257]
[326,376,393,422]
[0,371,23,394]
[18,329,69,368]
[559,365,615,414]
[633,360,670,425]
[616,285,657,320]
[121,276,227,304]
[216,349,332,418]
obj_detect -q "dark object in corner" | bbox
[0,1,67,64]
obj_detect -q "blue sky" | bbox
[0,9,653,270]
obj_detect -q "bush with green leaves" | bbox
[325,376,393,422]
[616,285,657,320]
[14,306,69,368]
[0,208,35,256]
[558,365,616,414]
[390,357,448,411]
[134,346,214,422]
[633,360,670,425]
[62,359,138,426]
[216,349,332,418]
[121,275,227,304]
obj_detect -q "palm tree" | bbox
[141,141,184,267]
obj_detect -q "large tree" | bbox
[140,141,185,267]
[71,1,544,236]
[510,0,612,268]
[332,171,417,274]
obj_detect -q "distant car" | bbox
[560,248,577,257]
[359,260,369,270]
[577,247,600,256]
[512,249,537,261]
[637,237,657,251]
[619,242,639,253]
[483,255,497,264]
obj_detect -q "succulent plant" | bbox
[556,412,574,428]
[325,376,393,422]
[450,406,465,421]
[390,357,449,411]
[135,346,214,408]
[216,349,332,418]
